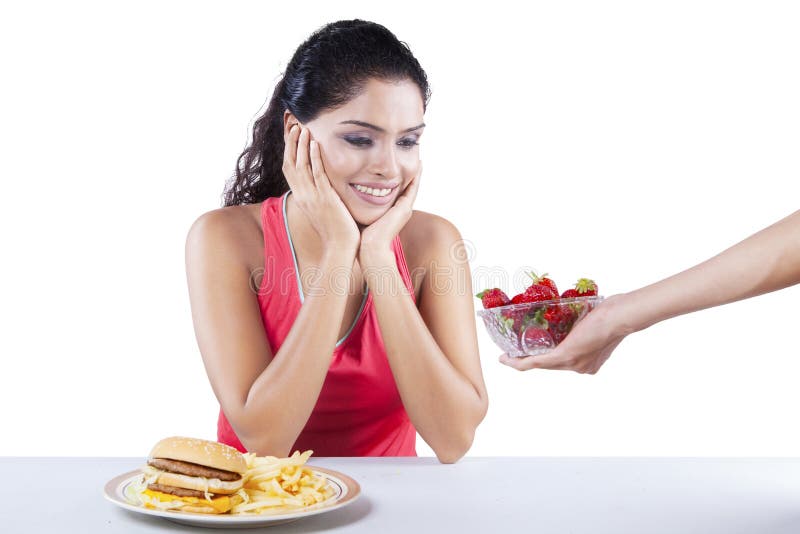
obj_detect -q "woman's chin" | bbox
[345,202,391,227]
[353,211,384,227]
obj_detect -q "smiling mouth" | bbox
[348,183,400,206]
[350,183,396,197]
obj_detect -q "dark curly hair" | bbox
[222,19,432,207]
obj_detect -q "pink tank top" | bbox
[217,190,418,456]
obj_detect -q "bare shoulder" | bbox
[186,203,263,269]
[400,210,464,269]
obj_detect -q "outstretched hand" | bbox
[499,295,631,374]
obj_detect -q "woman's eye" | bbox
[345,137,373,147]
[344,137,419,149]
[398,138,419,149]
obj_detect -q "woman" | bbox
[185,20,488,463]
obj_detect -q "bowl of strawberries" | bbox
[476,272,603,358]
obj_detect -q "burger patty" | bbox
[147,483,206,498]
[148,458,242,481]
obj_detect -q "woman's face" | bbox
[287,78,425,226]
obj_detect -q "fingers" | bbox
[282,124,301,190]
[284,123,299,166]
[498,353,566,371]
[524,350,575,371]
[406,162,423,193]
[404,165,423,202]
[284,125,321,195]
[295,126,311,172]
[498,353,540,371]
[309,139,331,192]
[394,162,423,210]
[498,347,575,372]
[499,349,607,374]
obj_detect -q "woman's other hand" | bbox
[359,162,422,262]
[283,124,361,254]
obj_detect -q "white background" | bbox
[1,0,798,457]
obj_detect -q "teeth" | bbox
[354,184,391,197]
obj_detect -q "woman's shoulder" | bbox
[186,203,263,267]
[400,210,464,269]
[403,208,460,238]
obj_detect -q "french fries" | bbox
[231,450,335,515]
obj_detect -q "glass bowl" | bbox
[476,296,603,357]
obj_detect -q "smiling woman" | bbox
[289,78,426,224]
[185,19,488,463]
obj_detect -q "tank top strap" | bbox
[259,192,287,258]
[254,192,295,304]
[392,234,416,305]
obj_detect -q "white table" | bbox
[4,457,800,533]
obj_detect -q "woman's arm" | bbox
[186,209,357,455]
[501,209,800,373]
[360,214,489,463]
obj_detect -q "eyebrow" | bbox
[338,120,426,134]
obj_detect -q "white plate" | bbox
[103,466,361,528]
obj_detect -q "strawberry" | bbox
[561,278,598,299]
[500,282,558,343]
[476,288,510,309]
[575,278,598,296]
[521,324,555,354]
[543,304,575,344]
[501,303,532,336]
[500,293,540,337]
[528,271,559,296]
[500,284,558,337]
[521,283,558,303]
[499,312,522,336]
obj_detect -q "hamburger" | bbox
[136,436,248,514]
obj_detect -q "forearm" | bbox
[362,251,485,463]
[237,250,356,455]
[621,210,800,332]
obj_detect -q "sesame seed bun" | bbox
[149,436,247,476]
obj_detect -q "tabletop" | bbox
[4,456,800,533]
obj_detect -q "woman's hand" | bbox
[283,124,361,254]
[359,163,423,262]
[499,294,634,374]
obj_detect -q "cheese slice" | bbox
[142,489,234,514]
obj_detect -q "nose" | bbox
[369,141,401,179]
